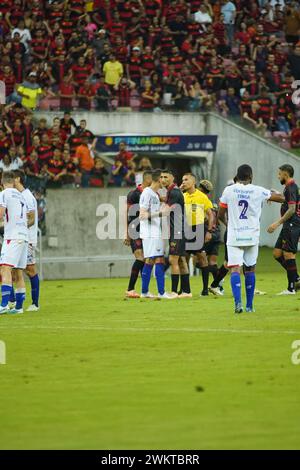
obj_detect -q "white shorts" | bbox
[27,244,36,266]
[1,239,28,269]
[142,238,165,259]
[227,245,259,268]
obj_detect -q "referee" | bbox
[181,173,214,296]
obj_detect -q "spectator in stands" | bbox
[284,3,300,45]
[288,43,300,80]
[75,136,95,187]
[124,160,136,187]
[77,80,95,110]
[173,80,190,110]
[114,77,135,109]
[58,75,76,111]
[137,157,152,171]
[140,80,160,112]
[46,148,66,188]
[291,120,300,148]
[95,76,111,111]
[243,100,268,136]
[60,112,77,136]
[115,141,136,165]
[103,54,123,89]
[110,159,128,187]
[193,3,213,26]
[60,149,79,188]
[89,157,109,188]
[8,146,23,170]
[221,0,236,47]
[16,72,44,110]
[0,154,14,172]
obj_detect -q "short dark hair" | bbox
[183,172,196,180]
[143,170,152,181]
[279,164,294,177]
[2,171,15,184]
[236,164,253,181]
[14,169,26,186]
[161,169,175,176]
[151,169,162,182]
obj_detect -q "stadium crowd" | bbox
[0,0,300,149]
[0,103,154,189]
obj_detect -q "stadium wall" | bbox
[41,112,300,279]
[36,111,207,135]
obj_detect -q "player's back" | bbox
[139,187,161,239]
[220,183,271,246]
[22,188,38,245]
[0,188,28,241]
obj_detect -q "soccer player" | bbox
[139,169,175,299]
[218,164,283,314]
[161,170,192,298]
[198,180,223,288]
[14,170,40,311]
[0,171,29,314]
[124,170,152,298]
[267,164,300,295]
[182,173,214,296]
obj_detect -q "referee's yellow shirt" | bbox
[184,189,213,226]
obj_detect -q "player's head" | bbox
[143,170,152,187]
[161,169,175,188]
[199,179,213,194]
[278,164,294,185]
[14,169,26,188]
[1,171,15,188]
[151,169,162,187]
[181,173,196,191]
[236,164,253,183]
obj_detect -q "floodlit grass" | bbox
[0,248,300,449]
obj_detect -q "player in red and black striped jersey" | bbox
[124,170,152,298]
[161,170,192,298]
[268,164,300,295]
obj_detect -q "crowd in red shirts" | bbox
[0,0,300,151]
[0,104,153,190]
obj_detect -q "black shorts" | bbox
[169,238,186,257]
[130,238,143,254]
[203,239,220,256]
[275,224,300,254]
[203,230,221,256]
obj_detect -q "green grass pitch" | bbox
[0,247,300,450]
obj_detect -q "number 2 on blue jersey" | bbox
[238,200,248,219]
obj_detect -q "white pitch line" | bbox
[0,325,299,335]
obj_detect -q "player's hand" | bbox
[139,211,149,220]
[267,222,279,233]
[123,237,131,246]
[205,231,212,243]
[160,204,170,216]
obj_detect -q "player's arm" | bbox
[267,203,296,233]
[205,208,214,243]
[0,206,6,219]
[217,205,227,226]
[140,204,170,220]
[268,193,285,203]
[124,192,133,246]
[27,210,35,228]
